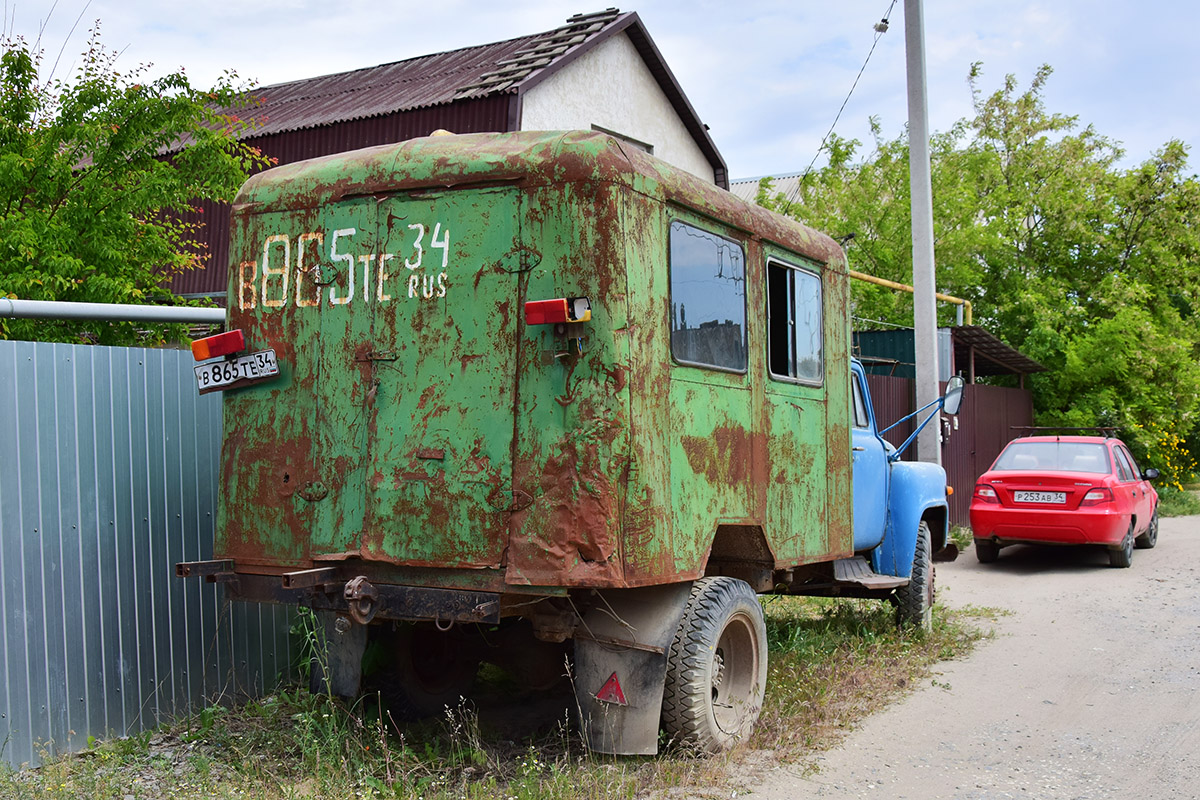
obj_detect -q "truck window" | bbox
[852,374,870,428]
[668,221,747,372]
[767,260,823,384]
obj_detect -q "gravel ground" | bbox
[748,514,1200,800]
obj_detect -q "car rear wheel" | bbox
[974,538,999,564]
[661,577,767,753]
[1135,509,1159,549]
[1108,524,1134,568]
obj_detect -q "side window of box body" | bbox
[766,258,823,385]
[667,220,748,373]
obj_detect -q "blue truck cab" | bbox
[842,359,963,626]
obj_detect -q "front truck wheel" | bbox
[895,520,935,631]
[661,577,767,753]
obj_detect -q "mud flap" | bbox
[573,582,693,755]
[309,610,367,699]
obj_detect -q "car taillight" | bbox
[1080,488,1114,506]
[974,485,999,503]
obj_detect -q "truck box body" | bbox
[214,130,852,595]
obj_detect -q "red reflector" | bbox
[525,298,569,325]
[594,671,628,706]
[191,329,246,361]
[525,296,592,325]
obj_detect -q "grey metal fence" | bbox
[0,340,294,770]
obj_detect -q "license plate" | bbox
[195,349,279,393]
[1014,490,1066,504]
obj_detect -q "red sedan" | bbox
[970,433,1160,568]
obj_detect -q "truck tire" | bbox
[661,577,767,753]
[895,521,935,631]
[377,623,479,719]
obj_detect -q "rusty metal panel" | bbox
[0,341,294,769]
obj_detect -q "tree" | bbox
[766,65,1200,478]
[0,25,271,345]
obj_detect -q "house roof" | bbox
[729,173,804,203]
[232,8,727,185]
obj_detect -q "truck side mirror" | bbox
[942,376,965,416]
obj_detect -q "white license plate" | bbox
[1014,490,1066,504]
[194,349,279,393]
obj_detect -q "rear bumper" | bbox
[969,505,1129,546]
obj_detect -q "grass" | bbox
[1157,486,1200,517]
[0,599,993,800]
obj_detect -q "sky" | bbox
[15,1,1199,181]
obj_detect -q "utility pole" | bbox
[904,0,941,464]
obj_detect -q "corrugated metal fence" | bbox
[0,341,294,770]
[866,374,1033,526]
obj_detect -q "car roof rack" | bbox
[1010,426,1120,439]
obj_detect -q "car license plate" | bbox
[194,349,279,393]
[1014,490,1066,504]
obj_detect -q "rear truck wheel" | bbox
[1109,523,1135,568]
[974,537,1000,564]
[1135,509,1159,549]
[376,623,481,719]
[661,577,767,753]
[895,520,935,631]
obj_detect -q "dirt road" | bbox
[750,515,1200,800]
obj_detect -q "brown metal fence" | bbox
[865,375,1033,526]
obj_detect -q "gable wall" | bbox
[520,33,716,184]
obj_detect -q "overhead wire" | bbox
[782,0,898,216]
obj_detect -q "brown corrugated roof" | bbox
[236,36,539,138]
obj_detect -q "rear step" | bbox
[833,556,908,589]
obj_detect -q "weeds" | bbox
[0,600,991,800]
[1157,486,1200,517]
[949,525,974,550]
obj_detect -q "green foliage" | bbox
[0,24,271,345]
[1157,486,1200,517]
[768,64,1200,476]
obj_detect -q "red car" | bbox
[970,432,1160,567]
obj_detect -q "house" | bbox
[174,8,727,300]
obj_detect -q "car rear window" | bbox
[993,442,1112,473]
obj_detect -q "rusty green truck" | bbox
[179,130,958,755]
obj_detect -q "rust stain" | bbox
[681,426,755,486]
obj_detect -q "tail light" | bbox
[1080,487,1114,507]
[524,296,592,325]
[973,485,999,504]
[191,329,246,361]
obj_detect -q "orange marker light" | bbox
[191,329,246,361]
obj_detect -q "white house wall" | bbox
[520,33,716,184]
